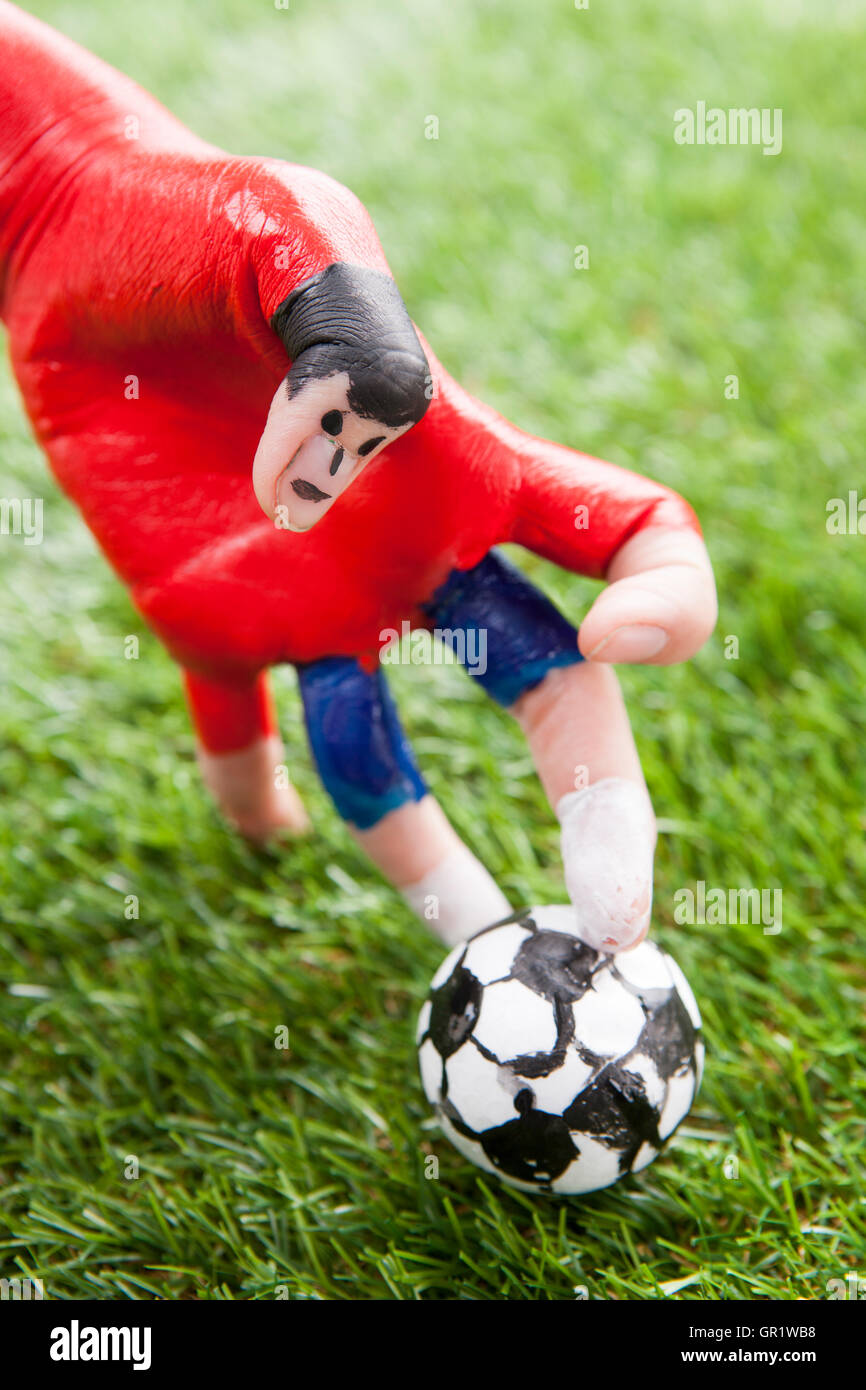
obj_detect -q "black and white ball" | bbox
[417,906,703,1195]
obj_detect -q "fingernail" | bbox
[275,435,336,528]
[587,624,668,662]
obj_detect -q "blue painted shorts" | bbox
[296,549,582,829]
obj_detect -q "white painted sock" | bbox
[556,778,657,953]
[400,845,512,948]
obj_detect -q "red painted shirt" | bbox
[0,3,699,699]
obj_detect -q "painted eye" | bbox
[329,447,345,476]
[320,410,343,436]
[357,435,386,457]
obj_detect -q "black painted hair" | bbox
[271,262,431,428]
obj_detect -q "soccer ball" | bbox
[417,905,703,1195]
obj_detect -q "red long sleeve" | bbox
[408,341,701,581]
[507,434,701,578]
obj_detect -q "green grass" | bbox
[1,0,864,1300]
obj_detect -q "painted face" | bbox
[252,371,411,532]
[255,265,432,531]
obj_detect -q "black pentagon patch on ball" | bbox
[563,1060,662,1169]
[509,929,599,1003]
[639,990,696,1079]
[428,959,483,1059]
[480,1109,578,1185]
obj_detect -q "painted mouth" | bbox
[290,478,331,503]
